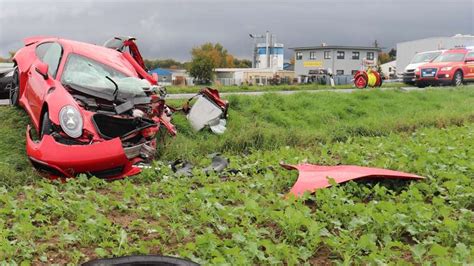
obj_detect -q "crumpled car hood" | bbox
[281,163,424,197]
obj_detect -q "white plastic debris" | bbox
[187,95,226,133]
[209,118,227,135]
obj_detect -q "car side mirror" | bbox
[35,62,49,80]
[465,57,474,63]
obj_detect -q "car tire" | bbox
[416,82,426,88]
[40,111,53,139]
[82,255,199,266]
[452,70,463,87]
[9,67,19,106]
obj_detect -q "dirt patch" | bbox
[309,247,334,265]
[107,211,140,228]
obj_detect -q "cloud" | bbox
[0,0,472,61]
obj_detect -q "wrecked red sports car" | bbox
[10,36,227,180]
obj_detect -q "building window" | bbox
[324,51,331,59]
[336,70,344,75]
[367,52,374,60]
[337,51,345,59]
[309,52,316,60]
[352,51,360,60]
[296,52,303,60]
[351,70,359,75]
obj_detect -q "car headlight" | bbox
[415,67,420,72]
[440,67,452,71]
[59,105,83,138]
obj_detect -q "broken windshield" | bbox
[61,53,149,97]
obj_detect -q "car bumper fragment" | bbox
[26,125,141,179]
[281,163,424,197]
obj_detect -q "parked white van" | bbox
[402,50,444,85]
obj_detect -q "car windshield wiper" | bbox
[105,76,119,102]
[63,82,115,102]
[63,80,147,105]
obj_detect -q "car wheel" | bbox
[82,255,199,266]
[452,71,463,86]
[40,112,53,139]
[416,82,426,88]
[9,67,19,106]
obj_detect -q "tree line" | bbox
[144,43,252,84]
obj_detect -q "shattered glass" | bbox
[61,54,148,97]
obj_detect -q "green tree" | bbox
[0,51,16,63]
[189,42,238,84]
[378,52,392,64]
[191,43,235,68]
[388,48,397,59]
[144,58,184,70]
[189,56,214,84]
[233,58,252,68]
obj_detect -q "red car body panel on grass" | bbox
[281,163,423,197]
[26,126,140,179]
[12,37,165,179]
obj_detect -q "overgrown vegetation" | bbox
[1,124,472,264]
[166,82,405,94]
[0,107,36,188]
[0,87,473,264]
[161,87,474,159]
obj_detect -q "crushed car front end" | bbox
[19,36,227,180]
[24,69,172,180]
[25,96,168,180]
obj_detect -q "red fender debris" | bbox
[281,163,423,197]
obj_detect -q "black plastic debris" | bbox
[204,153,229,174]
[171,159,194,177]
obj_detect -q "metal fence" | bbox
[216,75,354,86]
[333,75,353,85]
[301,75,353,85]
[216,78,243,86]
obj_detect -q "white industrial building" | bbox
[380,60,396,79]
[250,31,284,70]
[255,43,284,69]
[213,31,289,86]
[214,68,294,86]
[396,34,474,75]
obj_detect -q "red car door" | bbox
[25,42,63,128]
[464,51,474,80]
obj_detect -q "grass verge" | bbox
[166,82,405,94]
[1,124,472,264]
[1,87,473,188]
[161,87,474,159]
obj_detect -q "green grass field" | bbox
[0,87,473,264]
[166,82,405,94]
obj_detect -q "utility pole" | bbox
[249,33,264,68]
[266,31,270,69]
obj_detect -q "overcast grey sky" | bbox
[0,0,472,61]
